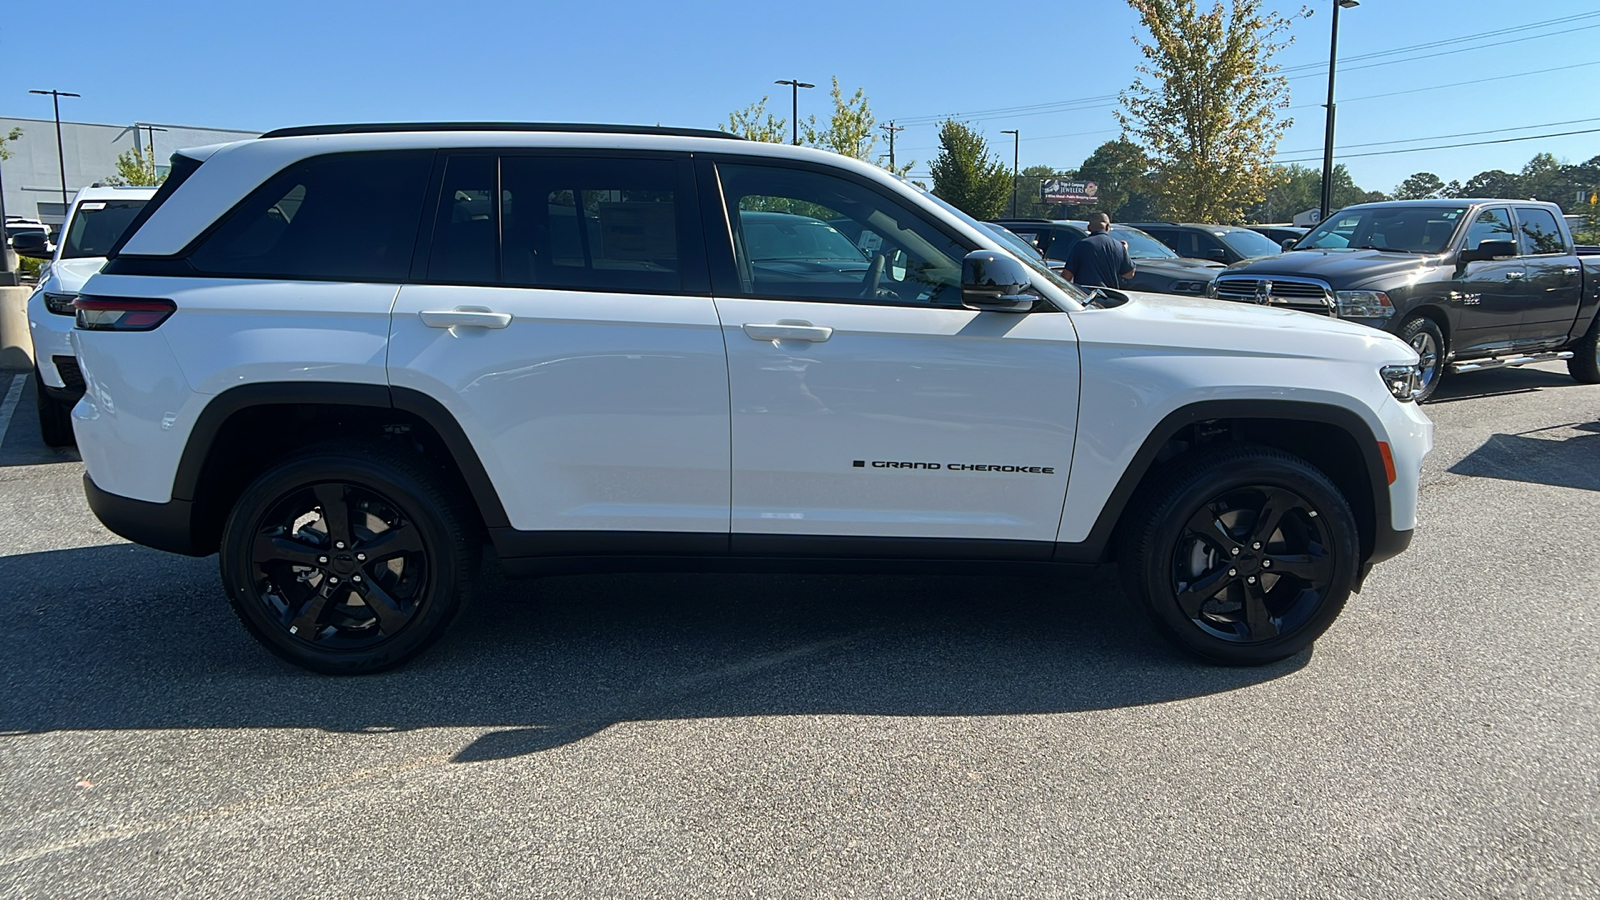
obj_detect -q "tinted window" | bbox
[1301,206,1465,253]
[500,156,682,293]
[1216,228,1283,258]
[62,199,149,259]
[427,155,498,284]
[1112,226,1179,259]
[718,163,966,306]
[1516,207,1568,255]
[190,152,431,281]
[1042,229,1083,260]
[1463,208,1513,253]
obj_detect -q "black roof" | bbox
[260,122,742,140]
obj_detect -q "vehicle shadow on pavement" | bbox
[0,371,81,468]
[0,544,1307,760]
[1427,365,1580,404]
[1448,421,1600,493]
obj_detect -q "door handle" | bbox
[419,307,512,329]
[743,322,833,343]
[1563,267,1581,275]
[1503,271,1525,280]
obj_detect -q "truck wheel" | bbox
[219,442,480,674]
[1568,313,1600,384]
[1398,316,1446,402]
[1118,445,1360,666]
[33,368,75,448]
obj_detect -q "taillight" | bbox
[74,295,176,332]
[43,291,78,316]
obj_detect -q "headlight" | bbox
[1204,280,1218,298]
[1171,280,1207,294]
[43,291,78,316]
[1380,364,1422,402]
[1334,290,1393,318]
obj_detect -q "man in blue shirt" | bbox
[1062,212,1135,289]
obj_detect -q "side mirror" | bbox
[11,231,53,260]
[1459,239,1516,264]
[961,250,1038,313]
[1204,247,1229,262]
[1282,237,1300,251]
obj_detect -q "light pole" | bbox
[774,79,814,145]
[1001,129,1019,218]
[880,121,904,171]
[135,122,169,174]
[0,139,15,286]
[1319,0,1359,223]
[30,89,81,216]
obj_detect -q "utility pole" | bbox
[1001,129,1019,218]
[1319,1,1359,222]
[0,137,15,286]
[880,121,904,171]
[29,89,81,216]
[773,79,814,145]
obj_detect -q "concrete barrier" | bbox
[0,285,36,371]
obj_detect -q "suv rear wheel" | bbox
[219,442,479,674]
[1119,445,1359,666]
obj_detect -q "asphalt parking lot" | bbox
[0,364,1596,898]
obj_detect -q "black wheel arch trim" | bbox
[1063,398,1399,566]
[170,381,510,526]
[84,474,205,556]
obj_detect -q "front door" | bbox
[388,152,730,537]
[1450,206,1523,356]
[708,160,1079,549]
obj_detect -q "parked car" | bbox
[1210,199,1600,401]
[5,216,52,248]
[990,218,1223,295]
[1127,222,1288,264]
[16,185,159,446]
[980,221,1065,271]
[1248,224,1310,248]
[74,123,1429,673]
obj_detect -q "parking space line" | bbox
[0,373,28,448]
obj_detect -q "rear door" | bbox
[388,151,731,540]
[1512,206,1582,345]
[706,159,1079,550]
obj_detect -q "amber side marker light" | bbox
[1377,441,1397,485]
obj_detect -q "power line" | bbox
[1275,126,1600,164]
[1287,59,1600,110]
[1277,11,1600,75]
[1284,21,1600,81]
[1276,116,1600,156]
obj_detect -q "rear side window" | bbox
[1516,207,1568,255]
[188,152,432,281]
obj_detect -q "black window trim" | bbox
[699,153,985,311]
[410,147,710,297]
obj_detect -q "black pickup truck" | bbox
[1211,199,1600,401]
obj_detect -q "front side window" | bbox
[1217,228,1283,259]
[189,152,432,281]
[1112,226,1179,259]
[1463,208,1514,254]
[717,162,966,307]
[1515,207,1568,255]
[62,199,149,259]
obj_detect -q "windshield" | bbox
[919,193,1089,303]
[1111,226,1179,259]
[1301,206,1466,254]
[62,199,150,259]
[1216,228,1284,258]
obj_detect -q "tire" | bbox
[1398,316,1447,402]
[219,441,480,674]
[33,368,75,448]
[1568,313,1600,384]
[1118,444,1360,666]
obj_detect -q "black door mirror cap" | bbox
[10,231,53,260]
[961,249,1039,313]
[1460,239,1517,263]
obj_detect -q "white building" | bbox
[1,116,259,227]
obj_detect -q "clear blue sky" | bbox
[4,0,1597,196]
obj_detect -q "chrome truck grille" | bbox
[1213,276,1334,315]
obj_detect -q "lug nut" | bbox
[1228,568,1237,577]
[318,556,328,564]
[335,542,346,550]
[1252,541,1262,550]
[353,575,362,583]
[356,553,366,561]
[1262,560,1272,569]
[1308,511,1318,518]
[1230,547,1240,556]
[328,576,339,584]
[1247,576,1257,584]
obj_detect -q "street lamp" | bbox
[135,122,169,175]
[1001,129,1019,218]
[29,89,81,216]
[1319,0,1359,222]
[774,79,814,145]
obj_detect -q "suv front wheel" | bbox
[219,442,479,674]
[1119,445,1360,666]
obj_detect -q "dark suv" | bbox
[1126,222,1288,265]
[990,219,1222,295]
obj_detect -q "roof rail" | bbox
[989,217,1055,223]
[259,122,744,140]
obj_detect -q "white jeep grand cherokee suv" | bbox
[21,185,158,445]
[72,123,1432,674]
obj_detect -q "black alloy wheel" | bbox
[1119,445,1359,665]
[220,444,477,674]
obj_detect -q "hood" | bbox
[1137,257,1226,276]
[1224,248,1441,285]
[1081,289,1416,365]
[42,257,110,292]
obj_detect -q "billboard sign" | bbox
[1041,179,1098,205]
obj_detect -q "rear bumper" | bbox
[83,474,206,557]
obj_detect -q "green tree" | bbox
[104,147,164,187]
[724,96,788,143]
[928,120,1013,218]
[0,126,21,161]
[1117,0,1304,222]
[1246,163,1378,222]
[1393,172,1445,200]
[721,79,911,177]
[1066,139,1153,219]
[1460,168,1520,199]
[1011,164,1073,218]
